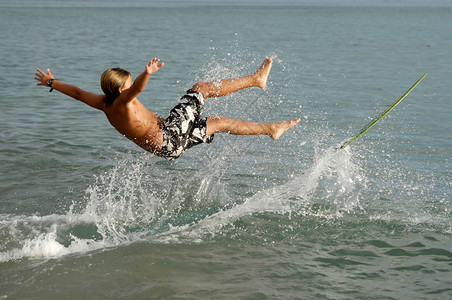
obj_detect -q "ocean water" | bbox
[1,1,451,299]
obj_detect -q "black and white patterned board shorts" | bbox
[161,89,214,160]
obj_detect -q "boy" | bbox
[35,57,300,160]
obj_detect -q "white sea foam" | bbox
[2,137,446,262]
[0,214,107,262]
[1,146,363,261]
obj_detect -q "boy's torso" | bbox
[103,99,164,155]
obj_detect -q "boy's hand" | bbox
[145,58,164,75]
[34,68,54,86]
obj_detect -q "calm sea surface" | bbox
[1,1,451,299]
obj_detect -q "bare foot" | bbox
[269,118,301,140]
[255,57,273,89]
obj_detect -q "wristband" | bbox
[47,79,54,92]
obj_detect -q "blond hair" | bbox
[100,68,131,106]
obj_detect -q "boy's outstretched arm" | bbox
[34,68,105,111]
[117,58,164,104]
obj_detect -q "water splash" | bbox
[0,145,364,261]
[82,157,166,241]
[0,48,368,261]
[155,146,366,243]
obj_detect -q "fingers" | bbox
[34,67,53,85]
[149,58,160,65]
[36,68,52,76]
[34,69,45,85]
[153,58,164,69]
[145,58,164,74]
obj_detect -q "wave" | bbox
[0,145,366,262]
[0,213,107,262]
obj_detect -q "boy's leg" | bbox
[206,116,301,140]
[192,58,273,99]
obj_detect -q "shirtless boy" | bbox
[35,57,300,160]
